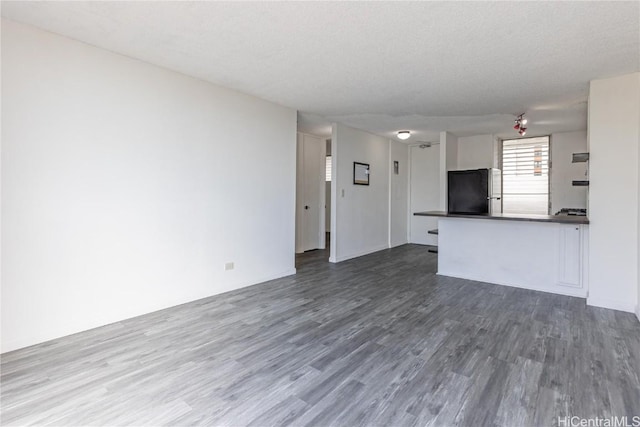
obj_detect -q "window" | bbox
[326,156,332,182]
[501,136,550,214]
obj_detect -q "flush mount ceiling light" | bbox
[513,114,528,136]
[397,130,411,140]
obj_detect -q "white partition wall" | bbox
[389,141,409,247]
[588,72,640,314]
[330,123,391,262]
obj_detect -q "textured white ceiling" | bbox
[3,1,639,140]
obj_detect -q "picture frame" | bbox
[353,162,370,185]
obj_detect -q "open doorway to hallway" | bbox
[324,138,332,254]
[295,132,329,267]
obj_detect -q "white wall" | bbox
[389,141,409,247]
[588,72,640,313]
[1,20,297,352]
[550,131,588,214]
[440,132,459,210]
[409,144,440,245]
[456,134,495,170]
[330,123,390,262]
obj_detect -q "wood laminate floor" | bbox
[1,244,639,426]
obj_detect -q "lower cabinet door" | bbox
[557,225,582,288]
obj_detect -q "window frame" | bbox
[498,135,552,215]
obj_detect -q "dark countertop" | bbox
[413,210,589,224]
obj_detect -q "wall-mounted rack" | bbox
[572,152,589,163]
[572,153,589,188]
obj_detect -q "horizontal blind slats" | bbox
[501,137,550,215]
[326,156,332,181]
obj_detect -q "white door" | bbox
[557,224,582,288]
[409,144,440,245]
[296,133,326,252]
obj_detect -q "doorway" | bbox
[295,132,326,253]
[325,139,331,251]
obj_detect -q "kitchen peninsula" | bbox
[414,211,589,298]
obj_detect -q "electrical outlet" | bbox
[224,262,234,271]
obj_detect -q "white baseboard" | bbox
[586,296,637,314]
[1,267,298,354]
[437,270,588,299]
[251,268,297,284]
[330,244,389,263]
[389,239,408,249]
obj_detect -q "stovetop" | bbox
[555,208,587,216]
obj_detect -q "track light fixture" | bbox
[397,130,411,140]
[514,114,528,136]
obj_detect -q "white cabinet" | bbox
[557,224,583,288]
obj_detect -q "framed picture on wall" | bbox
[353,162,370,185]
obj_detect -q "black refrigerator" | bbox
[447,168,502,214]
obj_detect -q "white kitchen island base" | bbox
[429,215,589,298]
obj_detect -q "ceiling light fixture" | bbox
[513,114,528,136]
[397,130,411,140]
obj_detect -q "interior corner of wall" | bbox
[587,296,637,314]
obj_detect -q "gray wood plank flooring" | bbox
[1,244,639,426]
